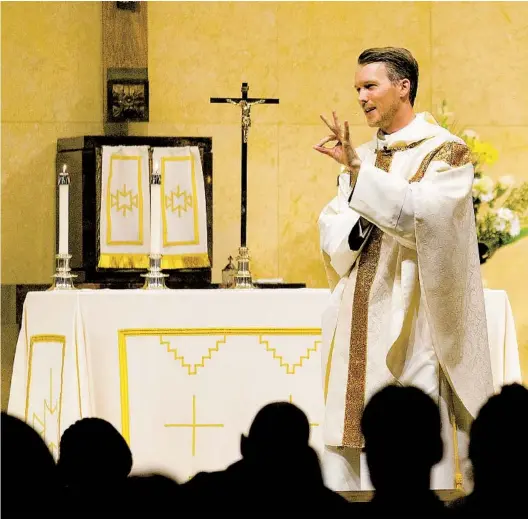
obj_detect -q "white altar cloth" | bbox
[8,288,521,484]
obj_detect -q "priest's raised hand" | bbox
[313,110,361,172]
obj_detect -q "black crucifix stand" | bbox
[211,82,279,288]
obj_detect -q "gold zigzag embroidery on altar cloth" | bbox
[160,335,227,375]
[25,335,67,456]
[259,336,321,374]
[118,328,322,444]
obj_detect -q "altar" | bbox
[8,288,521,485]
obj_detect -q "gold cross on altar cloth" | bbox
[164,395,224,456]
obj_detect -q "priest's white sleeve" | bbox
[318,174,368,277]
[349,162,417,249]
[349,144,479,251]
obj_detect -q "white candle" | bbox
[58,165,69,255]
[150,163,161,255]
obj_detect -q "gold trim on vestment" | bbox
[435,141,472,168]
[450,404,464,491]
[342,225,384,446]
[324,330,337,404]
[409,141,471,183]
[342,139,427,448]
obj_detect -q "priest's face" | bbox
[355,62,403,132]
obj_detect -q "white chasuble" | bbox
[318,113,494,490]
[99,145,150,268]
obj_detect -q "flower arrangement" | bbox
[437,101,528,263]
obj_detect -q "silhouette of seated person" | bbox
[358,384,447,517]
[183,401,349,513]
[449,383,528,517]
[1,412,59,517]
[121,472,181,517]
[57,417,133,517]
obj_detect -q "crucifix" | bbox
[211,83,279,287]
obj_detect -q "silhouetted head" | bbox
[58,417,133,486]
[361,385,443,490]
[240,401,322,486]
[469,383,528,491]
[241,401,309,454]
[1,412,57,495]
[240,401,309,462]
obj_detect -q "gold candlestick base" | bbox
[234,246,254,289]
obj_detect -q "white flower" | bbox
[462,129,480,140]
[509,215,521,237]
[497,207,515,222]
[473,176,494,192]
[492,208,521,237]
[498,175,515,188]
[494,216,506,232]
[473,176,494,201]
[480,192,494,202]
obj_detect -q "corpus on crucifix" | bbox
[210,82,279,288]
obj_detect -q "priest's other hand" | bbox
[313,111,361,170]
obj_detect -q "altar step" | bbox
[338,489,465,503]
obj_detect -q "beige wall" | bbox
[1,1,103,283]
[1,1,103,406]
[2,2,527,383]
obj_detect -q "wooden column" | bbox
[102,1,148,134]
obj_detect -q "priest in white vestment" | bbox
[313,47,494,491]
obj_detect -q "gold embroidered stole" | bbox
[342,140,423,447]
